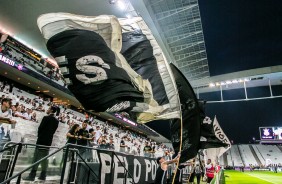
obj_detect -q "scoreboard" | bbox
[259,127,282,143]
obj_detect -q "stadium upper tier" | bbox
[221,144,282,167]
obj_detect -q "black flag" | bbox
[199,101,229,149]
[170,63,201,163]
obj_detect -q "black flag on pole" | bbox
[200,116,229,149]
[199,102,229,149]
[170,63,201,163]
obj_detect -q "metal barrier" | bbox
[0,142,136,184]
[0,143,22,184]
[211,169,225,184]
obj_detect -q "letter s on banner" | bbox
[76,55,110,85]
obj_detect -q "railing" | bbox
[0,143,67,184]
[211,169,225,184]
[0,142,135,184]
[0,143,22,183]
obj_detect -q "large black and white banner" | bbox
[37,13,180,123]
[97,150,157,184]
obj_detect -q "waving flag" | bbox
[201,116,231,164]
[37,13,180,123]
[170,63,201,163]
[118,17,180,123]
[200,116,230,150]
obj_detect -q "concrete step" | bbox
[13,165,62,176]
[9,176,63,184]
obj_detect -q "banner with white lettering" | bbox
[0,53,25,71]
[97,150,157,184]
[213,116,231,157]
[200,116,230,150]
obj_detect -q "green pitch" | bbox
[224,170,282,184]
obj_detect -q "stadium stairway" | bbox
[235,145,245,166]
[223,152,228,167]
[278,145,282,153]
[252,145,265,164]
[249,145,262,166]
[0,144,68,184]
[1,143,102,184]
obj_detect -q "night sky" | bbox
[198,0,282,76]
[197,0,282,143]
[205,97,282,144]
[202,85,282,144]
[148,1,282,144]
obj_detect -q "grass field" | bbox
[224,170,282,184]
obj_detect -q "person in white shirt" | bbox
[0,99,13,120]
[0,98,16,144]
[131,143,139,155]
[14,106,24,118]
[22,108,32,120]
[94,126,102,144]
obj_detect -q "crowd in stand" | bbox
[0,41,66,87]
[0,79,174,160]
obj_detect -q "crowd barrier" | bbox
[0,143,157,184]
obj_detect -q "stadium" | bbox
[0,0,281,184]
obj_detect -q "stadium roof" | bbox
[1,0,282,91]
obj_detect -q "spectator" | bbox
[35,103,45,112]
[205,159,215,184]
[155,153,180,184]
[22,108,32,120]
[88,128,96,146]
[66,124,80,145]
[14,106,24,118]
[143,142,153,157]
[99,140,108,149]
[94,126,102,144]
[195,164,202,184]
[31,112,37,122]
[0,98,16,125]
[77,121,92,160]
[119,137,127,153]
[131,143,138,155]
[107,139,115,150]
[23,106,59,181]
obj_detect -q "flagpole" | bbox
[171,114,183,184]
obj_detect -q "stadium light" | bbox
[109,0,117,4]
[209,83,215,87]
[117,0,126,10]
[226,80,232,84]
[215,82,220,86]
[232,79,238,84]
